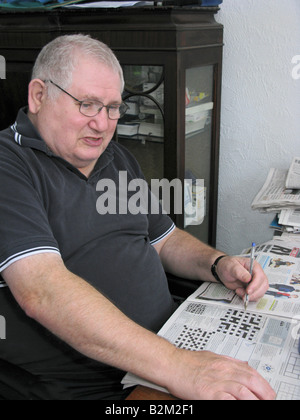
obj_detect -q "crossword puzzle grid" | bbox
[284,353,300,380]
[173,304,213,351]
[277,382,300,400]
[174,325,215,351]
[174,306,264,351]
[217,309,263,341]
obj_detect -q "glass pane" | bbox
[184,65,214,243]
[117,65,164,184]
[123,65,164,94]
[117,137,164,185]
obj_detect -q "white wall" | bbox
[215,0,300,255]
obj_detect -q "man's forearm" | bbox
[3,253,177,390]
[158,228,269,304]
[158,228,225,282]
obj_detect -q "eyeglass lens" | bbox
[79,102,128,120]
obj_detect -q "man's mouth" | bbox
[82,137,104,147]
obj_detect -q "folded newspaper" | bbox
[122,239,300,400]
[251,168,300,212]
[252,159,300,234]
[286,157,300,190]
[278,209,300,231]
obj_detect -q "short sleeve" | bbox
[147,190,176,245]
[0,143,60,273]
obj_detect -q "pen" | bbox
[244,243,256,311]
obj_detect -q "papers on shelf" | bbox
[185,102,214,123]
[252,159,300,236]
[185,102,214,135]
[117,123,140,137]
[122,238,300,400]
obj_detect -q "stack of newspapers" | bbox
[252,157,300,235]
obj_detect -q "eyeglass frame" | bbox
[43,80,129,120]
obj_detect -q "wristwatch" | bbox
[211,255,227,285]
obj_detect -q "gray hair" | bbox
[32,34,124,98]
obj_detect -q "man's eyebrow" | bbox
[82,95,102,101]
[81,94,121,104]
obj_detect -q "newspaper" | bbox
[275,232,300,244]
[251,168,300,212]
[279,209,300,229]
[122,239,300,400]
[286,157,300,190]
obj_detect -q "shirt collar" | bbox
[10,107,52,155]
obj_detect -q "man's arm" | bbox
[2,252,275,400]
[155,227,269,302]
[3,253,171,379]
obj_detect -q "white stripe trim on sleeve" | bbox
[150,223,176,246]
[0,246,61,275]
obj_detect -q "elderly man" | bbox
[0,34,275,400]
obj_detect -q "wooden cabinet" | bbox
[0,6,223,245]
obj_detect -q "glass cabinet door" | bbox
[117,65,164,184]
[184,65,214,243]
[117,63,217,245]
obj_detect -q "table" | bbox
[126,386,176,400]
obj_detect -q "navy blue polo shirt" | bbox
[0,108,176,399]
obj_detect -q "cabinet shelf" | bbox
[118,134,164,144]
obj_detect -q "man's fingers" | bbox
[224,257,269,302]
[216,382,259,400]
[181,351,277,401]
[213,356,276,400]
[225,369,275,401]
[246,262,269,301]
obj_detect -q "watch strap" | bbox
[211,255,227,285]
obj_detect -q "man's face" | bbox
[31,56,122,177]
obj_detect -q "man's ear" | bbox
[28,79,48,114]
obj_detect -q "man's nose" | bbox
[88,108,110,132]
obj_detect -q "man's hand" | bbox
[157,228,269,303]
[167,349,276,401]
[215,256,269,302]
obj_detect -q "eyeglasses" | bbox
[44,80,129,120]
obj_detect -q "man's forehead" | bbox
[71,59,122,99]
[74,87,122,105]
